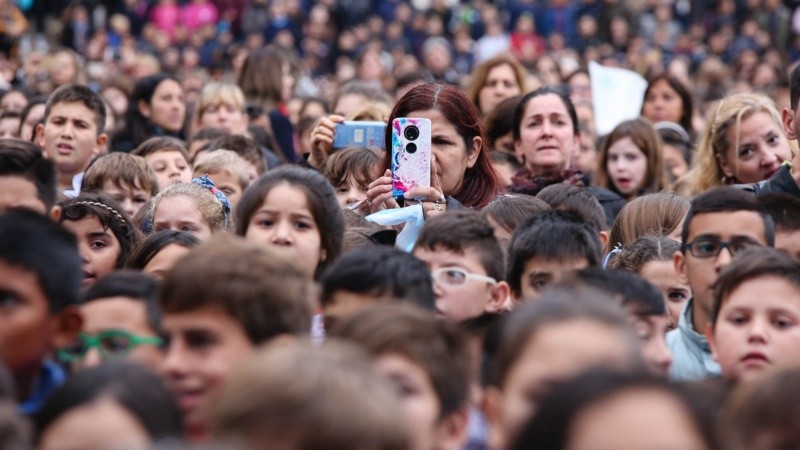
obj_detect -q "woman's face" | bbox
[61,216,122,287]
[642,79,683,124]
[407,108,480,197]
[244,183,324,279]
[719,111,791,184]
[141,79,186,133]
[478,63,521,115]
[606,137,648,197]
[199,102,248,135]
[514,93,579,177]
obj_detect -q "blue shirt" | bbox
[18,359,67,415]
[666,299,721,381]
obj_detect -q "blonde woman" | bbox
[678,92,793,196]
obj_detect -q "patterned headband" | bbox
[71,201,128,230]
[192,175,232,227]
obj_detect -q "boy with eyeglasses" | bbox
[668,187,774,381]
[58,270,164,372]
[413,210,511,321]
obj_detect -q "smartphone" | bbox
[333,121,387,150]
[391,117,432,201]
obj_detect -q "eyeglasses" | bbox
[432,267,497,288]
[682,237,762,259]
[57,329,163,363]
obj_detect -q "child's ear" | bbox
[94,133,108,157]
[48,306,83,350]
[486,281,511,314]
[673,250,689,285]
[49,205,62,222]
[598,230,609,249]
[435,405,469,450]
[705,322,719,362]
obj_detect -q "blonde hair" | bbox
[606,192,689,253]
[193,82,247,123]
[193,149,251,191]
[679,92,790,196]
[151,182,227,232]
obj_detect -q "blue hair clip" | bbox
[602,242,623,269]
[192,175,232,227]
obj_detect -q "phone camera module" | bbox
[406,142,417,154]
[404,125,420,141]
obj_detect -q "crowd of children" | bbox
[4,1,800,448]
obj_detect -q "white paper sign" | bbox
[589,61,648,136]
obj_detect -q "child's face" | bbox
[153,194,213,241]
[709,275,800,383]
[40,101,105,176]
[161,306,254,436]
[101,180,151,218]
[61,216,122,287]
[628,312,673,378]
[606,137,648,197]
[203,170,243,212]
[564,388,708,450]
[373,353,445,450]
[675,211,767,319]
[639,260,691,327]
[0,117,20,138]
[489,320,637,447]
[244,183,323,279]
[517,256,589,301]
[199,102,247,135]
[76,296,163,371]
[144,150,191,189]
[142,243,191,280]
[0,260,52,377]
[0,175,47,215]
[413,245,497,321]
[334,176,368,213]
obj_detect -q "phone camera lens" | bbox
[404,125,420,141]
[406,142,417,154]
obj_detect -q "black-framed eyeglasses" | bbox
[57,329,163,363]
[682,237,762,258]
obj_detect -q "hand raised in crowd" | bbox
[308,114,345,169]
[366,155,446,218]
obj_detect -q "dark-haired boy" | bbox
[668,187,774,381]
[320,246,435,327]
[507,210,602,302]
[159,236,314,442]
[412,210,510,321]
[37,84,108,197]
[0,210,83,414]
[0,139,58,217]
[707,247,800,383]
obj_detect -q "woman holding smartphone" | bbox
[366,83,501,215]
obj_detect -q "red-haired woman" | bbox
[367,83,502,216]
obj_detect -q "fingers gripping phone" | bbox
[391,117,432,201]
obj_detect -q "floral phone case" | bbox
[391,117,432,200]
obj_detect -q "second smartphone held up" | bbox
[391,117,432,201]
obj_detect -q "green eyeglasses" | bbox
[57,329,164,363]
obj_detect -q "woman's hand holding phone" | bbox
[367,169,400,213]
[308,114,345,169]
[404,154,446,218]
